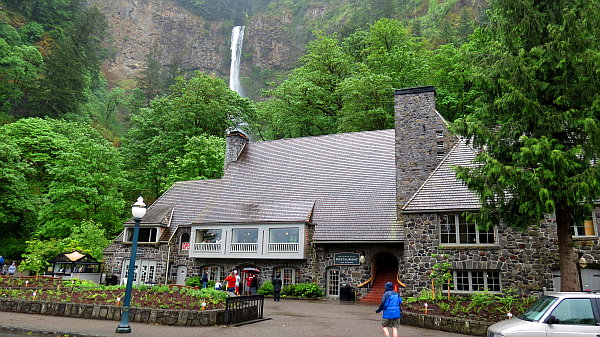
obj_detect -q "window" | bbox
[447,270,501,292]
[269,228,299,243]
[125,227,158,243]
[121,260,157,285]
[437,152,445,160]
[327,268,340,297]
[180,233,190,250]
[573,216,597,237]
[437,141,444,149]
[203,266,222,283]
[275,267,297,287]
[436,130,444,138]
[550,298,597,325]
[232,228,258,243]
[439,214,495,245]
[195,229,222,243]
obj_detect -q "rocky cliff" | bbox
[88,0,301,93]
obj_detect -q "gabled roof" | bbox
[403,139,481,212]
[193,129,400,241]
[125,205,173,226]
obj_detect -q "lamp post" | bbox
[116,196,146,333]
[578,252,588,292]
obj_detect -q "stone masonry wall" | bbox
[402,211,600,296]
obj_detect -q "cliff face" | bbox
[88,0,301,91]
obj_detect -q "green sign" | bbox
[334,253,360,266]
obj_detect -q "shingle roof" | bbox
[193,130,401,241]
[402,139,481,212]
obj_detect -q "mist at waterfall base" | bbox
[229,26,245,97]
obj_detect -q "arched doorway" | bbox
[360,252,399,303]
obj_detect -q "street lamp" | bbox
[578,252,588,292]
[116,196,146,333]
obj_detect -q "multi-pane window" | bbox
[126,228,158,243]
[439,214,495,245]
[327,268,340,297]
[274,267,297,287]
[203,266,222,283]
[573,216,597,237]
[449,271,501,292]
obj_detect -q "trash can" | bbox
[340,283,354,301]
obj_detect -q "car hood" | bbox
[488,318,546,335]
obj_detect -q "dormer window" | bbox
[125,227,158,243]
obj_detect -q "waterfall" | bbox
[229,26,245,96]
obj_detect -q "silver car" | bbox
[487,292,600,337]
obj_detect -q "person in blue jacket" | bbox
[375,282,402,337]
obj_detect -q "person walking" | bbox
[272,274,283,301]
[234,270,241,295]
[225,272,237,293]
[201,271,209,288]
[375,282,402,337]
[7,262,17,277]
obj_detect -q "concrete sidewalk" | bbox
[0,299,471,337]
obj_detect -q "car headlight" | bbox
[487,333,504,337]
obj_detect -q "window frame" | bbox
[439,213,496,246]
[124,227,159,243]
[572,214,598,238]
[274,267,298,287]
[445,270,502,293]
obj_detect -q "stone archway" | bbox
[374,252,399,273]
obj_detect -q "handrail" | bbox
[396,272,406,288]
[357,263,377,288]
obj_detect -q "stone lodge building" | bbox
[103,86,600,298]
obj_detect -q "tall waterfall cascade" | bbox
[229,26,245,96]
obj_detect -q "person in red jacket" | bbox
[225,272,237,293]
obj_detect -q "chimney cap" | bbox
[394,86,436,96]
[226,129,249,141]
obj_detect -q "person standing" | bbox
[0,256,4,274]
[201,271,209,288]
[375,282,402,337]
[225,272,237,293]
[234,270,241,295]
[272,274,283,301]
[7,262,17,277]
[250,274,259,295]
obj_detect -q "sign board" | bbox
[181,242,190,250]
[112,267,120,273]
[135,250,144,256]
[334,253,360,266]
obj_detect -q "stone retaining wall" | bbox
[402,311,489,336]
[0,299,225,326]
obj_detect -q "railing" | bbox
[230,243,258,253]
[224,295,264,325]
[193,243,221,252]
[267,243,299,253]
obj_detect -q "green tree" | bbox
[122,72,254,199]
[453,0,600,291]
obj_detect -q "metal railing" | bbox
[267,243,299,253]
[224,295,264,325]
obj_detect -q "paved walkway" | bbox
[0,299,471,337]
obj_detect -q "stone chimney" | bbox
[225,129,249,169]
[394,86,457,208]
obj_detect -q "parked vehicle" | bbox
[487,292,600,337]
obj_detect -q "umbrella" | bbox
[242,267,260,273]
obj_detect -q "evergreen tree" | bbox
[453,0,600,291]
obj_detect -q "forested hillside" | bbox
[0,0,597,282]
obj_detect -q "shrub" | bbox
[186,276,201,287]
[258,280,273,295]
[281,283,323,299]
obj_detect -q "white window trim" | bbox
[446,270,502,293]
[572,214,598,238]
[438,213,497,246]
[123,227,160,243]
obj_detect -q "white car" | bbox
[487,292,600,337]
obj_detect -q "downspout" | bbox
[164,207,175,285]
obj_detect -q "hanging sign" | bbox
[334,253,360,266]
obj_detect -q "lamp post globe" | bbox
[116,196,146,333]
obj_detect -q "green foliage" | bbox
[281,282,324,298]
[185,276,201,287]
[452,0,600,290]
[257,280,273,295]
[20,238,65,275]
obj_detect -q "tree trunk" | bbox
[556,203,581,292]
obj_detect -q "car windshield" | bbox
[518,296,558,322]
